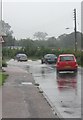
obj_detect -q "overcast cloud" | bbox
[2,0,81,39]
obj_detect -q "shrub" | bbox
[2,61,7,67]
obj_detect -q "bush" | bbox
[2,61,7,67]
[2,47,83,66]
[0,72,9,86]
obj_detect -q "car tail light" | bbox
[74,62,78,67]
[74,61,77,65]
[75,62,76,64]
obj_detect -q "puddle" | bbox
[21,82,32,85]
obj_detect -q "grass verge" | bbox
[0,72,8,86]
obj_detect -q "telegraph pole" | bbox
[73,8,77,52]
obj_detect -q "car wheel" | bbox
[74,69,78,73]
[45,60,48,64]
[56,69,59,74]
[41,60,44,64]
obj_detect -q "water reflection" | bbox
[41,67,46,78]
[56,72,77,93]
[41,65,55,78]
[28,61,81,118]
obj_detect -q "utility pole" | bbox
[0,0,2,69]
[73,8,77,52]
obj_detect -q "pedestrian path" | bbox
[0,87,2,119]
[2,65,59,118]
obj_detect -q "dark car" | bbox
[41,54,57,64]
[16,53,28,62]
[56,54,78,73]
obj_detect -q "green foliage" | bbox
[2,46,82,65]
[3,36,16,47]
[0,72,8,86]
[0,20,13,36]
[0,20,17,47]
[2,29,83,66]
[2,60,7,67]
[57,32,81,49]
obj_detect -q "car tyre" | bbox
[74,69,78,73]
[56,69,59,74]
[45,60,48,64]
[41,60,44,64]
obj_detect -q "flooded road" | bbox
[28,60,81,119]
[7,59,81,119]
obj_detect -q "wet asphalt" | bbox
[6,59,82,119]
[27,60,81,119]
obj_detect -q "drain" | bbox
[64,110,74,114]
[34,83,39,86]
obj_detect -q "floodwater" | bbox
[7,59,81,118]
[28,60,81,119]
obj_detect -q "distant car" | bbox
[41,54,57,64]
[16,53,28,62]
[56,54,78,73]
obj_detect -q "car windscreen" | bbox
[45,54,57,58]
[60,56,74,61]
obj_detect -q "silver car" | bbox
[16,53,28,62]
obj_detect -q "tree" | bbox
[33,32,48,40]
[0,20,16,47]
[0,20,13,36]
[47,37,57,48]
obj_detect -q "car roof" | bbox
[16,53,27,56]
[59,54,74,56]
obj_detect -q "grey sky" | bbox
[2,0,81,39]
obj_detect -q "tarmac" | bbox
[1,65,59,119]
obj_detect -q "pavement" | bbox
[0,87,2,120]
[1,65,59,119]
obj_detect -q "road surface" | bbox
[3,59,82,119]
[28,60,82,119]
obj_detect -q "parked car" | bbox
[16,53,28,62]
[56,54,78,73]
[41,54,57,64]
